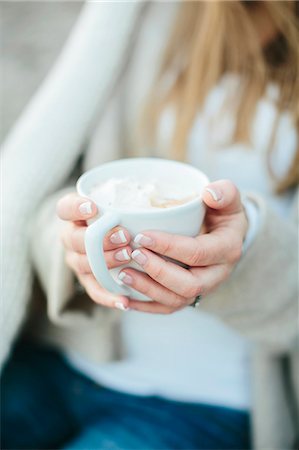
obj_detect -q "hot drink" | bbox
[90,177,199,210]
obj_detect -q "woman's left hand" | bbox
[121,180,248,314]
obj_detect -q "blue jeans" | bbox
[1,341,251,449]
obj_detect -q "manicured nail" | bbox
[134,234,154,247]
[205,187,222,202]
[79,201,93,215]
[118,271,133,285]
[131,249,147,266]
[110,230,127,244]
[115,302,130,311]
[115,249,131,262]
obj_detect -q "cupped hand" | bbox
[56,193,132,311]
[119,180,248,314]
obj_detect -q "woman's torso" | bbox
[68,2,296,410]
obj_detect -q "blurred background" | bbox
[1,1,83,142]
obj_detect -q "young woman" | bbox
[1,1,298,449]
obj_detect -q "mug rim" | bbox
[76,157,209,217]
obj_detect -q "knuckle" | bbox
[138,280,151,297]
[150,264,166,282]
[182,280,202,299]
[189,246,206,266]
[159,238,172,255]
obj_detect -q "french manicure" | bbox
[205,187,222,202]
[79,201,93,215]
[115,302,130,312]
[134,234,154,247]
[115,249,131,262]
[110,229,127,244]
[131,249,147,266]
[118,272,133,285]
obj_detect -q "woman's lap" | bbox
[1,341,251,449]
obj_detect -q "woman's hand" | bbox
[56,193,132,311]
[120,180,248,314]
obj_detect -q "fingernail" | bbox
[205,188,222,202]
[115,249,131,262]
[115,302,130,312]
[134,234,154,247]
[131,249,147,266]
[118,272,133,285]
[110,230,127,244]
[79,201,93,215]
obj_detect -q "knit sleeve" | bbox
[199,189,298,354]
[0,2,143,368]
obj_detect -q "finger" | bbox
[131,249,233,298]
[103,226,131,250]
[189,264,232,296]
[61,223,86,254]
[130,248,199,298]
[56,193,97,221]
[65,251,91,274]
[128,265,231,313]
[61,223,131,254]
[128,299,182,315]
[105,246,133,269]
[132,230,230,267]
[202,179,243,215]
[118,269,188,308]
[66,244,133,274]
[77,273,129,310]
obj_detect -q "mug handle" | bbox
[84,211,129,295]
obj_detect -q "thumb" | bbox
[202,179,243,215]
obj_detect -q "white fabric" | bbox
[0,2,143,366]
[68,309,252,409]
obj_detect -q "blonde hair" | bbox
[143,1,299,192]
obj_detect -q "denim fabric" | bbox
[1,341,251,449]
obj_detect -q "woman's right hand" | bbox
[56,193,131,311]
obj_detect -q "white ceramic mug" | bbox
[77,158,209,300]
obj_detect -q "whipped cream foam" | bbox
[89,177,199,210]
